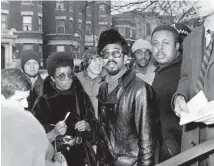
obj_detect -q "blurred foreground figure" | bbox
[173,0,214,165]
[1,68,31,109]
[1,68,62,166]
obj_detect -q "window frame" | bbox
[23,44,33,51]
[118,27,125,37]
[22,15,32,31]
[56,19,65,34]
[1,14,8,30]
[56,45,65,52]
[56,0,65,10]
[38,17,42,32]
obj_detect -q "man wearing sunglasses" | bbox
[96,29,157,166]
[131,39,156,85]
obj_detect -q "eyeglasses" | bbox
[55,73,73,81]
[101,49,123,59]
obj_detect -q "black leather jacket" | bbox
[97,69,159,166]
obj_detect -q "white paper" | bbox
[179,91,209,125]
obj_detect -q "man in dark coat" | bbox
[173,1,214,165]
[96,29,158,166]
[151,24,191,162]
[20,50,43,111]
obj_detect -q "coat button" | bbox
[191,141,196,146]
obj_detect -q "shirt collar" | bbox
[204,21,214,47]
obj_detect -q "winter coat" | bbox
[152,55,182,161]
[27,74,43,111]
[32,76,97,166]
[76,71,102,119]
[97,69,160,166]
[173,25,214,166]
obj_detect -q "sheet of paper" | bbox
[179,91,209,125]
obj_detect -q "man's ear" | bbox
[50,76,55,83]
[175,42,180,51]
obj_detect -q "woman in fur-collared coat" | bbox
[32,52,97,166]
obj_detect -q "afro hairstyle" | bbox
[46,52,74,76]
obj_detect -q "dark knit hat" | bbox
[97,29,129,56]
[152,24,178,37]
[46,52,74,76]
[20,50,40,71]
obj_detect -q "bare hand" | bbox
[194,100,214,125]
[54,121,67,135]
[75,120,90,132]
[174,95,189,117]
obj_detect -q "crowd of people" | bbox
[1,0,214,166]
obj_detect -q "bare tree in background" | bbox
[111,0,199,26]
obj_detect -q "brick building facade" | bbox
[112,10,174,45]
[1,0,111,69]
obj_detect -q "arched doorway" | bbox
[1,45,5,69]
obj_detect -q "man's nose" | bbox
[158,44,163,50]
[30,64,35,69]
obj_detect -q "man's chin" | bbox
[107,69,119,75]
[26,73,39,78]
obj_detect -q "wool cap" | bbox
[97,29,129,56]
[20,50,40,71]
[131,39,152,53]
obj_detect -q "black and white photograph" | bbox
[1,0,214,165]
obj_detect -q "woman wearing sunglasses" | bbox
[32,52,97,166]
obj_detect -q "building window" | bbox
[99,25,106,33]
[38,17,42,32]
[78,23,81,31]
[38,0,42,6]
[70,21,73,33]
[23,16,32,31]
[86,24,91,35]
[57,45,65,52]
[56,20,65,33]
[22,0,32,4]
[2,0,9,3]
[118,27,125,37]
[69,2,73,11]
[99,4,106,15]
[146,23,151,36]
[56,0,64,10]
[1,14,8,30]
[130,29,133,38]
[23,44,33,50]
[86,6,91,15]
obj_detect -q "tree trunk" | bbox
[80,1,87,58]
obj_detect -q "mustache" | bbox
[106,60,117,65]
[156,51,166,56]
